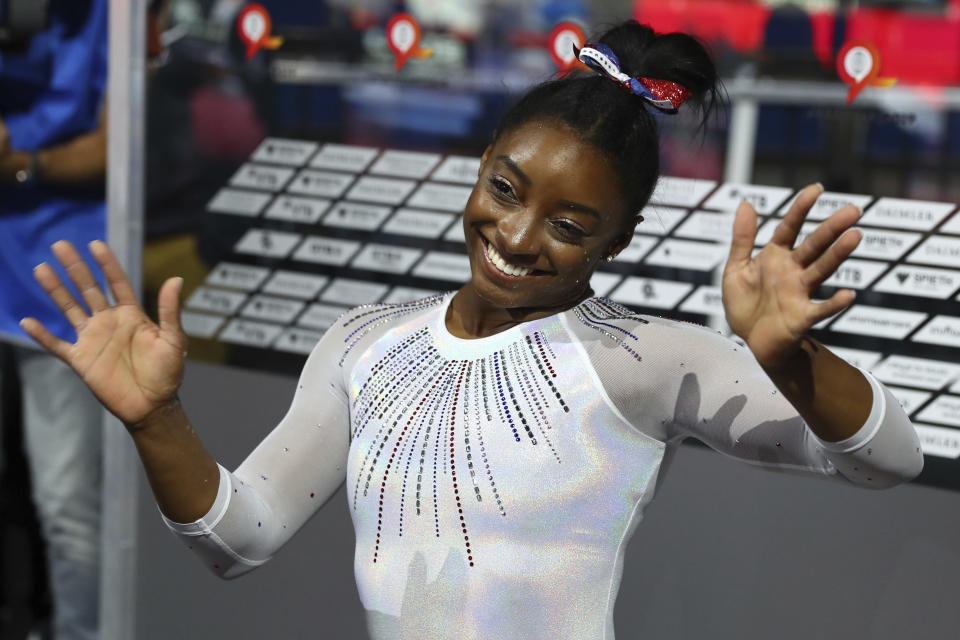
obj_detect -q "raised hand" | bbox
[722,184,862,370]
[20,240,187,428]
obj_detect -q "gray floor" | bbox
[134,360,960,639]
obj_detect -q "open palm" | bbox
[20,240,186,427]
[722,184,863,370]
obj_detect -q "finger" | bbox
[50,240,110,313]
[19,317,72,362]
[726,201,758,268]
[157,277,185,340]
[808,289,856,326]
[33,262,89,330]
[770,183,824,248]
[89,240,139,306]
[803,228,863,289]
[793,205,862,267]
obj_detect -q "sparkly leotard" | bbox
[165,293,922,640]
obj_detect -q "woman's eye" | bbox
[551,219,586,238]
[488,176,516,200]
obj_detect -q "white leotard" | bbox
[164,292,923,639]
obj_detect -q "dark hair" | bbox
[492,21,721,217]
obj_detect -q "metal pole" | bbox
[101,0,145,638]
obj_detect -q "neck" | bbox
[446,283,593,339]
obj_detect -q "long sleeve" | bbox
[162,315,353,579]
[568,304,924,489]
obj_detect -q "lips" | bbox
[480,236,536,279]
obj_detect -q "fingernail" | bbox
[814,182,824,191]
[33,263,45,271]
[175,276,184,292]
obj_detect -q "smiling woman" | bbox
[18,18,924,640]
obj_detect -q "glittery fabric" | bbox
[163,293,923,639]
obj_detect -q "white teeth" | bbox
[485,240,531,277]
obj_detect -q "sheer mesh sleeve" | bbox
[566,303,923,489]
[161,312,355,578]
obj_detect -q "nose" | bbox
[495,208,540,263]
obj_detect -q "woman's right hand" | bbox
[20,240,187,429]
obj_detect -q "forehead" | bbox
[490,122,627,217]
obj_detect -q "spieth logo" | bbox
[837,41,897,104]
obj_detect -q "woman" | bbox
[21,21,921,640]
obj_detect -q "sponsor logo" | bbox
[836,41,896,104]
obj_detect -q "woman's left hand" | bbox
[721,183,863,370]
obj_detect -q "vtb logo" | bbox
[836,41,897,104]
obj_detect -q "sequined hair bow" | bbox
[576,42,690,114]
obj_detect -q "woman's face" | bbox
[462,121,635,311]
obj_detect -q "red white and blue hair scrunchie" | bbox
[576,42,691,114]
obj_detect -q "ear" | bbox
[606,220,641,259]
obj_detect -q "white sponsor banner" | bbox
[291,236,361,266]
[345,175,417,205]
[320,278,388,306]
[382,208,456,238]
[905,235,960,268]
[825,345,883,370]
[240,295,305,324]
[822,259,889,290]
[777,191,873,221]
[185,287,248,315]
[228,163,295,191]
[310,143,379,172]
[288,169,355,199]
[297,303,349,331]
[613,234,659,263]
[912,316,960,348]
[609,277,694,309]
[852,228,922,261]
[251,138,318,166]
[274,328,326,355]
[369,150,442,179]
[674,211,737,243]
[180,312,226,339]
[650,177,716,208]
[887,387,933,415]
[218,319,283,348]
[431,156,481,184]
[679,285,724,316]
[873,265,960,300]
[915,423,960,459]
[590,272,622,298]
[637,205,688,236]
[861,198,955,231]
[264,195,330,224]
[262,271,328,300]
[350,244,423,273]
[323,201,392,231]
[940,211,960,235]
[206,188,272,217]
[412,252,472,282]
[406,182,473,212]
[205,262,270,291]
[872,355,960,390]
[917,395,960,428]
[702,183,792,214]
[644,239,728,271]
[444,217,466,243]
[829,305,927,339]
[383,287,441,304]
[234,229,302,259]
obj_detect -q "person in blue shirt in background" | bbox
[0,1,108,637]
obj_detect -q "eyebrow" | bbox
[496,155,602,220]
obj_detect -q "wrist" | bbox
[127,397,187,436]
[0,150,34,183]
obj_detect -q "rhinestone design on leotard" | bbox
[572,297,648,362]
[347,317,573,568]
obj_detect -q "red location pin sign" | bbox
[386,13,433,71]
[548,22,586,72]
[237,3,284,61]
[837,41,897,104]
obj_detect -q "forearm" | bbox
[128,398,221,523]
[0,123,107,185]
[762,337,872,443]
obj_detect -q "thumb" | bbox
[157,276,184,339]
